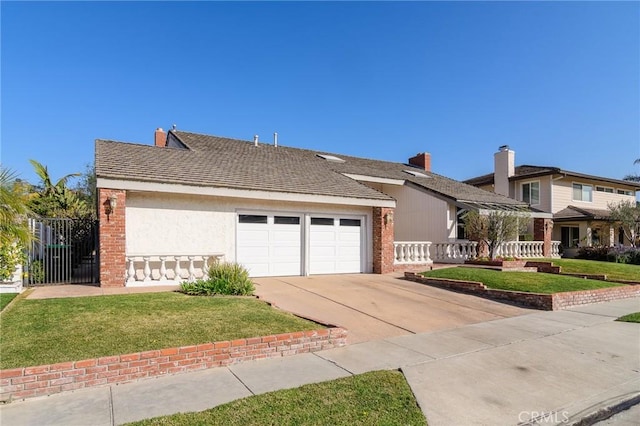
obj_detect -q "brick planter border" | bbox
[0,327,347,403]
[404,272,640,311]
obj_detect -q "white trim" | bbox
[341,174,405,186]
[97,178,396,208]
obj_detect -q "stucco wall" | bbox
[125,192,373,269]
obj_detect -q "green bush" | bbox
[0,244,25,281]
[179,262,255,296]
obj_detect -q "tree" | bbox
[608,200,640,247]
[0,166,32,280]
[623,158,640,182]
[27,159,91,218]
[463,210,529,259]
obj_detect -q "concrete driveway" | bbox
[253,273,531,343]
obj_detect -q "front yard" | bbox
[128,370,427,426]
[0,292,322,369]
[422,267,623,294]
[545,258,640,282]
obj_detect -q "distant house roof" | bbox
[96,130,528,208]
[463,165,640,189]
[554,205,612,222]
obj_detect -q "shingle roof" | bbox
[96,130,526,207]
[554,205,612,221]
[464,165,640,188]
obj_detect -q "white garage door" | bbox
[236,214,301,277]
[309,217,362,274]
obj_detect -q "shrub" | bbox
[179,262,255,296]
[0,244,25,282]
[577,246,610,261]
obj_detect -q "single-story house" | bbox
[95,129,553,287]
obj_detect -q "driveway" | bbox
[253,273,531,343]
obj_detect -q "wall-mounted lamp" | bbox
[104,196,117,219]
[384,211,394,226]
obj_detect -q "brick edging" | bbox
[404,272,640,311]
[0,327,347,403]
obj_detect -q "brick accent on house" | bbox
[99,189,126,287]
[534,218,553,258]
[404,272,640,311]
[0,327,347,403]
[372,207,395,274]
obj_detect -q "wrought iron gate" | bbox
[24,218,98,285]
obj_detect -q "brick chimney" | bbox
[494,145,515,197]
[408,152,431,172]
[154,128,166,147]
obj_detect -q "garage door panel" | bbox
[309,216,362,275]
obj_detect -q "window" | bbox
[456,207,467,240]
[596,186,613,193]
[274,216,300,225]
[339,219,361,227]
[238,215,268,224]
[311,217,334,226]
[617,189,633,196]
[561,227,580,247]
[572,183,592,202]
[521,182,540,205]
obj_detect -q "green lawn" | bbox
[544,258,640,282]
[422,267,622,294]
[0,293,18,311]
[616,312,640,323]
[0,293,322,369]
[126,370,427,426]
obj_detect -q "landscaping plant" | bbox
[180,261,255,296]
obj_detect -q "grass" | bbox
[126,370,427,426]
[422,267,622,294]
[0,293,18,311]
[616,312,640,323]
[543,258,640,282]
[0,292,322,369]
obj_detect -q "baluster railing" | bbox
[124,254,224,287]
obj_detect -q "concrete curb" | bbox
[568,394,640,426]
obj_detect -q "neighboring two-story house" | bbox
[464,146,640,251]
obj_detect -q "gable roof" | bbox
[96,130,527,208]
[464,165,640,189]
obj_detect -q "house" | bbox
[464,146,640,252]
[95,129,552,287]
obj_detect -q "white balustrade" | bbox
[394,242,432,264]
[394,239,558,265]
[124,254,224,287]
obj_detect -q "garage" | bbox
[236,214,302,277]
[236,213,364,277]
[309,217,362,274]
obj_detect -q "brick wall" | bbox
[404,272,640,311]
[372,207,395,274]
[0,327,347,403]
[99,188,126,287]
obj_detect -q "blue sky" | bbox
[2,1,639,187]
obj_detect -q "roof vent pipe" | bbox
[274,132,278,147]
[254,135,259,146]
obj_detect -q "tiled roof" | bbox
[464,165,640,189]
[96,130,526,206]
[554,206,612,221]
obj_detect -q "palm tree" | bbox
[28,159,89,218]
[624,159,640,182]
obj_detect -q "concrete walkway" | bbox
[1,297,638,426]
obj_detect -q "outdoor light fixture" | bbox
[384,211,394,225]
[104,196,117,219]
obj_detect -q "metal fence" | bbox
[24,218,98,285]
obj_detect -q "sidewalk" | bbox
[1,297,639,426]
